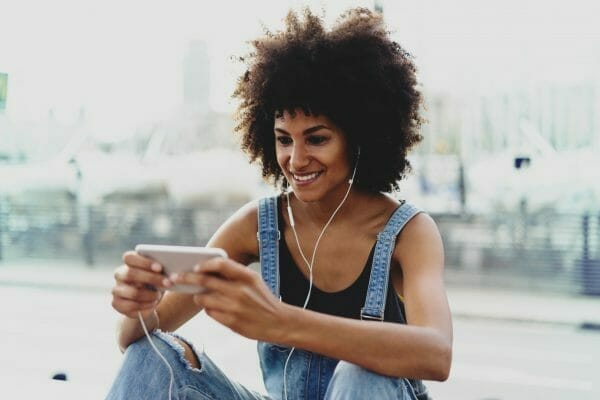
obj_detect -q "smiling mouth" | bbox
[291,171,323,183]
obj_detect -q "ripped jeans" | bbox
[105,331,419,400]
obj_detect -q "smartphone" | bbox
[135,244,228,293]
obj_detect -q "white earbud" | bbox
[348,147,361,184]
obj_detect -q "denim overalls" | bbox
[257,196,428,400]
[106,197,429,400]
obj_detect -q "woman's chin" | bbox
[291,190,320,203]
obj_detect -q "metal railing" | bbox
[437,209,600,295]
[1,200,599,296]
[0,199,239,266]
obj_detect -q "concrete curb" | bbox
[446,286,600,329]
[451,311,600,331]
[0,280,109,293]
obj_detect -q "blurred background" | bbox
[0,0,599,399]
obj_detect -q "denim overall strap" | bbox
[361,202,422,321]
[257,196,280,298]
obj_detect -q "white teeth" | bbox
[293,172,320,181]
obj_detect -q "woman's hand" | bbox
[171,258,289,343]
[111,251,173,319]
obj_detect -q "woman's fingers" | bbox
[111,296,158,318]
[120,250,167,283]
[171,270,237,296]
[122,251,161,271]
[193,258,258,283]
[191,276,283,341]
[111,250,172,319]
[114,264,172,290]
[112,281,163,303]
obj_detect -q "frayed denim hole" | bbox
[152,330,204,374]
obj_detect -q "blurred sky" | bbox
[1,0,599,138]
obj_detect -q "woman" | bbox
[108,8,452,400]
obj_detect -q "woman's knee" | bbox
[107,333,202,399]
[124,331,201,373]
[172,337,201,370]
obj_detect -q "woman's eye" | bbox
[307,136,327,145]
[276,136,292,145]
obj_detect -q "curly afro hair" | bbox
[233,7,424,193]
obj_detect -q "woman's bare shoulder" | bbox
[393,210,444,271]
[207,199,263,265]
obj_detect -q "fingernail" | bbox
[193,264,202,272]
[162,278,172,287]
[170,273,179,281]
[151,263,162,272]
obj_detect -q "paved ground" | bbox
[1,261,600,399]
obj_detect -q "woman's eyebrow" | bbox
[274,125,330,135]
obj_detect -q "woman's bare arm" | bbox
[175,212,452,380]
[279,214,452,379]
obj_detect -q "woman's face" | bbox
[274,109,352,203]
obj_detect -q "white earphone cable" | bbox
[283,151,359,400]
[138,311,174,400]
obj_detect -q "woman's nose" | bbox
[290,144,310,170]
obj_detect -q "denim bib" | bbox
[257,196,424,400]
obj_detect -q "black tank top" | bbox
[277,197,406,323]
